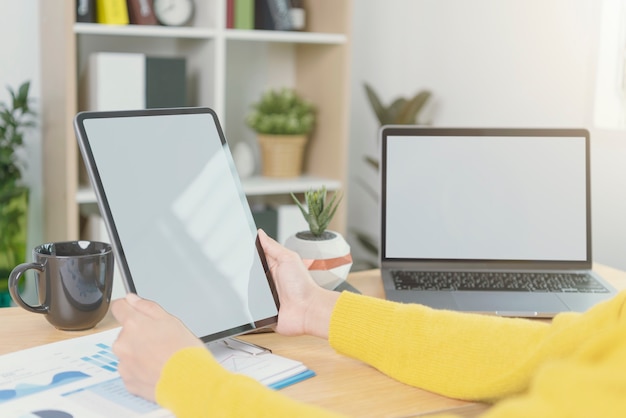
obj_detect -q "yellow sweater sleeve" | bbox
[481,322,626,418]
[155,346,344,418]
[155,290,626,417]
[329,290,626,403]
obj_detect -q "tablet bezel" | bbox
[73,107,280,342]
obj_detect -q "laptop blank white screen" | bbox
[384,135,588,262]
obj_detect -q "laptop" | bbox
[379,126,617,317]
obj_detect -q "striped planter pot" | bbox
[284,230,353,290]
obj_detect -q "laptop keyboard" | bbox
[391,270,610,293]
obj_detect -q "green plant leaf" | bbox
[364,155,379,171]
[363,82,389,125]
[363,83,432,126]
[291,186,342,237]
[396,90,431,124]
[14,81,31,111]
[0,80,35,189]
[387,98,408,124]
[317,191,342,233]
[247,88,315,135]
[291,191,311,221]
[349,228,379,256]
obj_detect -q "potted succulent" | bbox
[0,81,36,306]
[284,186,353,290]
[246,88,315,178]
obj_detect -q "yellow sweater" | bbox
[156,291,626,417]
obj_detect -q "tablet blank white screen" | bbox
[82,112,278,339]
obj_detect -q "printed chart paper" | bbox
[0,328,170,417]
[0,327,313,417]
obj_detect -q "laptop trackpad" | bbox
[557,293,613,313]
[452,292,569,316]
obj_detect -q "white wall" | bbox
[0,0,43,300]
[347,0,626,270]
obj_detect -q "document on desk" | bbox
[0,328,314,417]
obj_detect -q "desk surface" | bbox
[2,264,625,418]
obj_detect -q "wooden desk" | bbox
[2,265,625,418]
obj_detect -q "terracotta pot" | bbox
[257,134,307,178]
[284,230,353,290]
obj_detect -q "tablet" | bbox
[73,108,279,342]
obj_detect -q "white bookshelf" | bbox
[39,0,352,242]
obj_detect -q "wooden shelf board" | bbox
[74,23,215,39]
[74,24,346,44]
[225,29,347,44]
[76,176,341,204]
[241,175,341,195]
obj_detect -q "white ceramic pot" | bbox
[284,230,353,290]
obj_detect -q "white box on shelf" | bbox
[83,52,146,111]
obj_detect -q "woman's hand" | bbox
[111,293,205,402]
[258,229,340,339]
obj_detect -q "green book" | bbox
[234,0,254,30]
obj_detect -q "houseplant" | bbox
[284,186,353,290]
[352,83,432,270]
[0,80,36,306]
[362,82,431,170]
[246,88,316,178]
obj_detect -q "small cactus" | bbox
[291,186,342,237]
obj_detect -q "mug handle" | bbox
[9,262,47,314]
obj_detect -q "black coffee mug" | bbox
[9,241,114,330]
